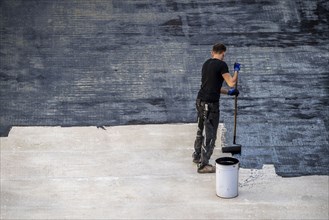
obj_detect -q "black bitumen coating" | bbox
[0,0,328,177]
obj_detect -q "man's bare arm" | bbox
[220,88,228,94]
[222,71,238,87]
[220,87,239,96]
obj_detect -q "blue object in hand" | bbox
[228,88,239,96]
[234,63,241,72]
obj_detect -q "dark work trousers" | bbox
[194,99,220,166]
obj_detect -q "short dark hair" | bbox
[212,43,226,54]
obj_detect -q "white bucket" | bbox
[215,157,239,198]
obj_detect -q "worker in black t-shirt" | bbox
[193,43,240,173]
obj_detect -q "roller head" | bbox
[222,144,241,154]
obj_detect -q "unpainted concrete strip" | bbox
[1,125,328,219]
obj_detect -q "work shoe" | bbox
[197,164,216,173]
[192,152,200,164]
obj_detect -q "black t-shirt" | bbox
[197,58,229,102]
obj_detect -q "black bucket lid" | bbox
[216,157,239,166]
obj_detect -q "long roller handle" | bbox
[233,76,238,144]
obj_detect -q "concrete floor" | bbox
[1,124,328,219]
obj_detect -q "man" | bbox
[193,43,240,173]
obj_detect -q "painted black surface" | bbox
[0,0,328,176]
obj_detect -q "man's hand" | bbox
[234,63,241,72]
[228,88,239,96]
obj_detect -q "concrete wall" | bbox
[0,0,328,176]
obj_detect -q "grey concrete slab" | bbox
[1,125,328,219]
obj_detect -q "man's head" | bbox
[211,43,226,60]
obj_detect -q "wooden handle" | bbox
[233,75,238,144]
